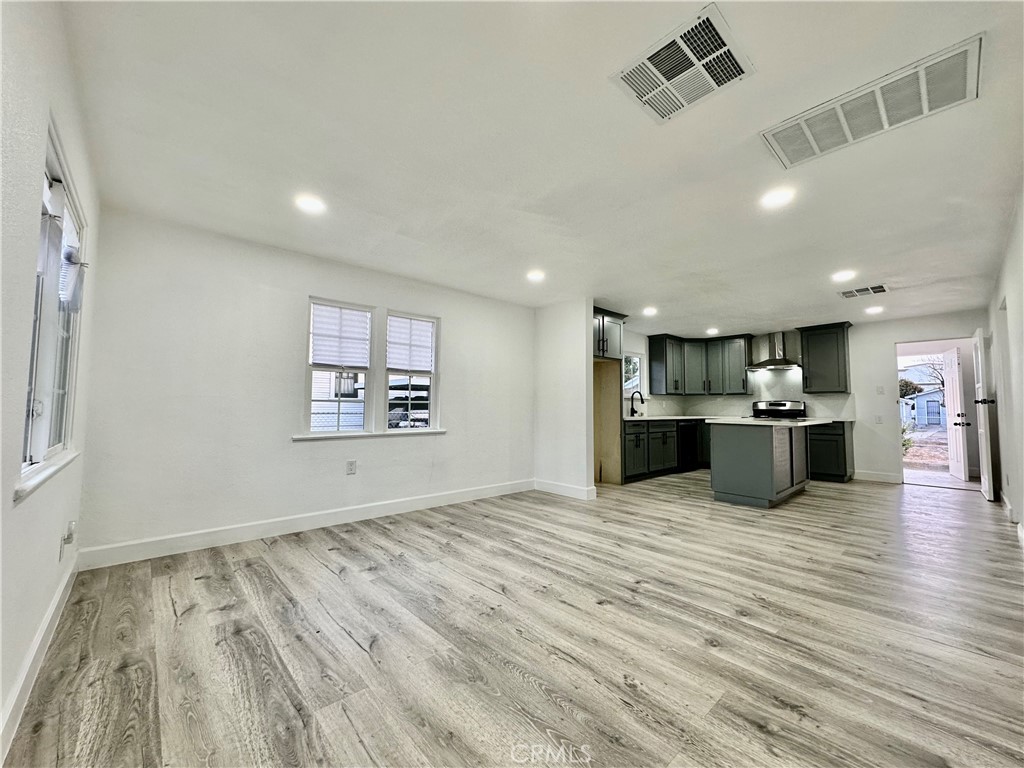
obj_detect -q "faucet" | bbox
[630,390,646,417]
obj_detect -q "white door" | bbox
[972,329,996,500]
[943,348,969,481]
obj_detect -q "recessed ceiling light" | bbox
[294,193,326,215]
[831,270,857,283]
[865,306,884,315]
[706,327,719,335]
[642,307,657,316]
[526,269,545,283]
[759,186,796,210]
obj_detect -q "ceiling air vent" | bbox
[612,4,755,125]
[840,285,889,299]
[762,35,982,168]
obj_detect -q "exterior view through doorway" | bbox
[896,335,992,495]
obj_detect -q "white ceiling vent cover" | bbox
[612,4,755,125]
[762,35,982,168]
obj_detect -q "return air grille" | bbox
[611,4,754,125]
[762,35,982,168]
[840,285,888,299]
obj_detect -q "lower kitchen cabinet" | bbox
[807,421,854,482]
[623,423,649,479]
[623,420,682,481]
[647,422,678,472]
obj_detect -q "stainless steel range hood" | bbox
[746,332,801,371]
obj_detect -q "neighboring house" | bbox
[898,363,943,388]
[903,387,947,427]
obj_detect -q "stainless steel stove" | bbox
[751,400,807,419]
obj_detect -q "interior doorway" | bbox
[896,338,982,491]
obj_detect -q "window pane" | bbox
[311,369,335,400]
[310,303,371,367]
[387,374,430,429]
[310,372,365,431]
[623,355,641,396]
[310,401,340,432]
[387,315,434,372]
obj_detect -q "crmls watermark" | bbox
[510,743,593,764]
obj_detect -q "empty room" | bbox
[2,2,1023,767]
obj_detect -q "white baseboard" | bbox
[2,556,77,761]
[1002,494,1018,524]
[77,480,535,570]
[853,470,903,484]
[534,480,597,500]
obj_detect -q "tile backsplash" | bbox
[624,368,856,420]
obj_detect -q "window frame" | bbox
[305,297,376,434]
[622,353,646,399]
[21,123,88,477]
[299,300,442,439]
[385,311,440,431]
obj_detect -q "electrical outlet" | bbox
[346,459,357,476]
[874,415,883,425]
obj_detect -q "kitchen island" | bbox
[709,418,834,508]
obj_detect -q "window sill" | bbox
[292,429,447,442]
[14,450,80,504]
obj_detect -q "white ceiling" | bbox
[63,2,1023,337]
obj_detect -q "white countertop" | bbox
[622,415,711,421]
[622,416,838,426]
[705,417,836,427]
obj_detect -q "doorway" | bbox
[896,338,982,491]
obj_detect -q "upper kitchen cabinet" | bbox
[648,335,684,394]
[594,307,626,359]
[797,322,852,393]
[682,341,708,394]
[707,336,752,395]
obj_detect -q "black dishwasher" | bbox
[676,421,701,472]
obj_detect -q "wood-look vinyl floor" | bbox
[7,471,1023,768]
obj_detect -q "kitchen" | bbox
[594,312,855,507]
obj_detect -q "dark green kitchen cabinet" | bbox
[682,341,708,394]
[649,335,684,394]
[594,307,626,359]
[706,336,752,395]
[807,421,854,482]
[623,423,649,478]
[797,322,852,394]
[647,421,678,472]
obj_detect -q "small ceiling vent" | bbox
[612,4,755,125]
[840,285,888,299]
[763,35,982,168]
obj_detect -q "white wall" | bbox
[534,298,594,498]
[78,210,536,561]
[1,3,101,753]
[988,192,1023,526]
[847,309,989,482]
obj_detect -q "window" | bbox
[623,354,643,397]
[308,302,371,431]
[386,314,436,429]
[23,139,86,469]
[302,301,439,436]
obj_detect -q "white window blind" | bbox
[386,315,435,372]
[310,303,371,368]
